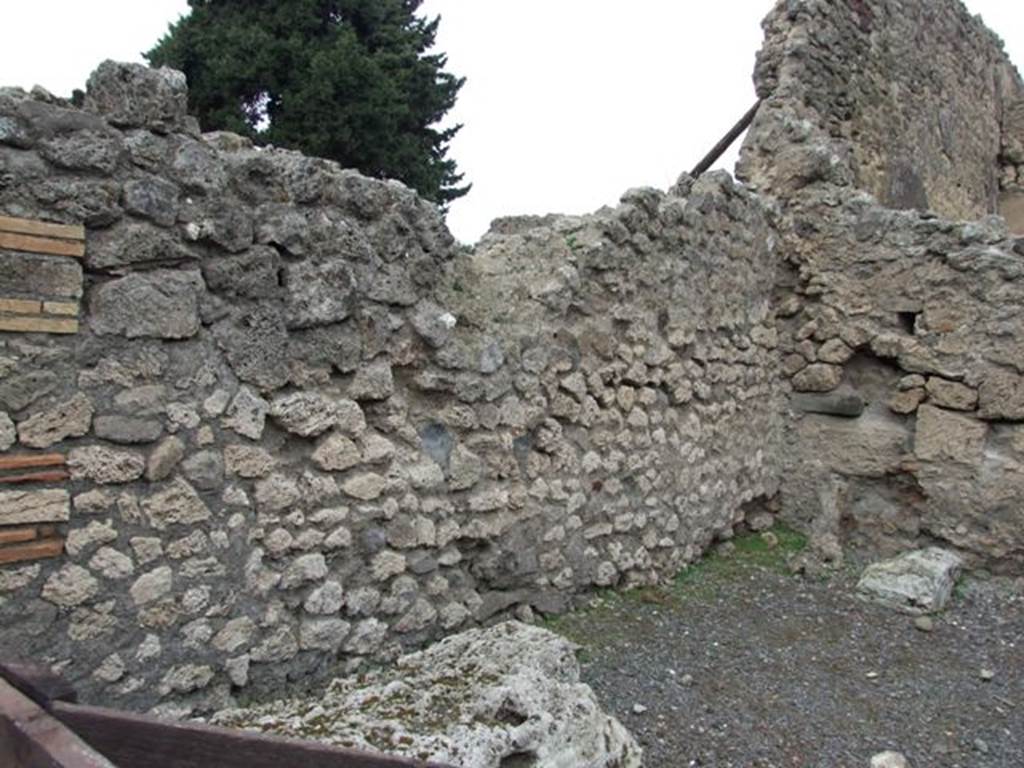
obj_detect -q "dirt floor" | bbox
[544,530,1024,768]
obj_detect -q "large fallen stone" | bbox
[856,547,963,614]
[211,621,641,768]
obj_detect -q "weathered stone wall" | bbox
[741,0,1024,573]
[0,63,781,713]
[741,0,1023,220]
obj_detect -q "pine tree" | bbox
[146,0,468,207]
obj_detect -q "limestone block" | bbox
[312,432,361,472]
[298,617,351,651]
[978,370,1024,421]
[42,564,98,608]
[146,436,186,481]
[90,269,203,339]
[224,444,276,478]
[280,553,328,590]
[792,363,843,392]
[925,378,977,411]
[857,547,962,614]
[89,546,135,579]
[65,519,118,557]
[270,392,338,437]
[888,388,925,415]
[130,566,173,605]
[915,404,987,465]
[123,175,179,227]
[94,414,163,445]
[0,489,70,525]
[67,442,145,483]
[342,472,386,501]
[222,387,269,441]
[0,411,15,451]
[142,478,212,530]
[348,359,394,401]
[213,617,258,653]
[796,415,908,477]
[85,60,191,133]
[16,392,93,448]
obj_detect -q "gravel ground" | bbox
[545,532,1024,768]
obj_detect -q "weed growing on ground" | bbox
[543,525,808,646]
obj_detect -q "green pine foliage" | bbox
[146,0,468,207]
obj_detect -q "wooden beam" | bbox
[0,661,78,708]
[0,527,38,545]
[0,232,85,259]
[0,216,85,242]
[0,680,112,768]
[0,316,79,335]
[690,99,762,179]
[0,455,66,472]
[0,539,64,565]
[52,701,453,768]
[0,470,71,485]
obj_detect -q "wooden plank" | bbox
[0,661,78,708]
[0,298,41,315]
[0,470,71,485]
[42,302,79,317]
[52,701,453,768]
[0,527,38,545]
[0,455,66,471]
[0,680,109,768]
[0,232,85,259]
[0,316,79,335]
[0,539,64,565]
[0,216,84,242]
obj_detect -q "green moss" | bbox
[544,525,808,649]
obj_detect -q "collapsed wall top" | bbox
[740,0,1024,221]
[85,61,197,136]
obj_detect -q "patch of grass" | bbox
[544,525,809,648]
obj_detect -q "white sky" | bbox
[1,1,1022,243]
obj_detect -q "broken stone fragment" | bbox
[856,547,963,614]
[93,414,163,445]
[221,387,269,441]
[42,564,98,608]
[85,60,192,134]
[792,363,843,392]
[925,377,977,411]
[90,269,203,339]
[209,622,642,768]
[914,404,987,465]
[0,411,15,451]
[142,478,212,529]
[888,388,925,414]
[68,446,145,484]
[311,432,362,472]
[269,391,338,437]
[16,393,93,449]
[347,359,394,401]
[146,436,186,481]
[0,489,70,525]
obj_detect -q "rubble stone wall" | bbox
[0,63,781,712]
[741,0,1023,221]
[740,0,1024,573]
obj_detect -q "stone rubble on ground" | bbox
[856,548,963,614]
[210,622,642,768]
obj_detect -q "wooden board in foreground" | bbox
[52,701,452,768]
